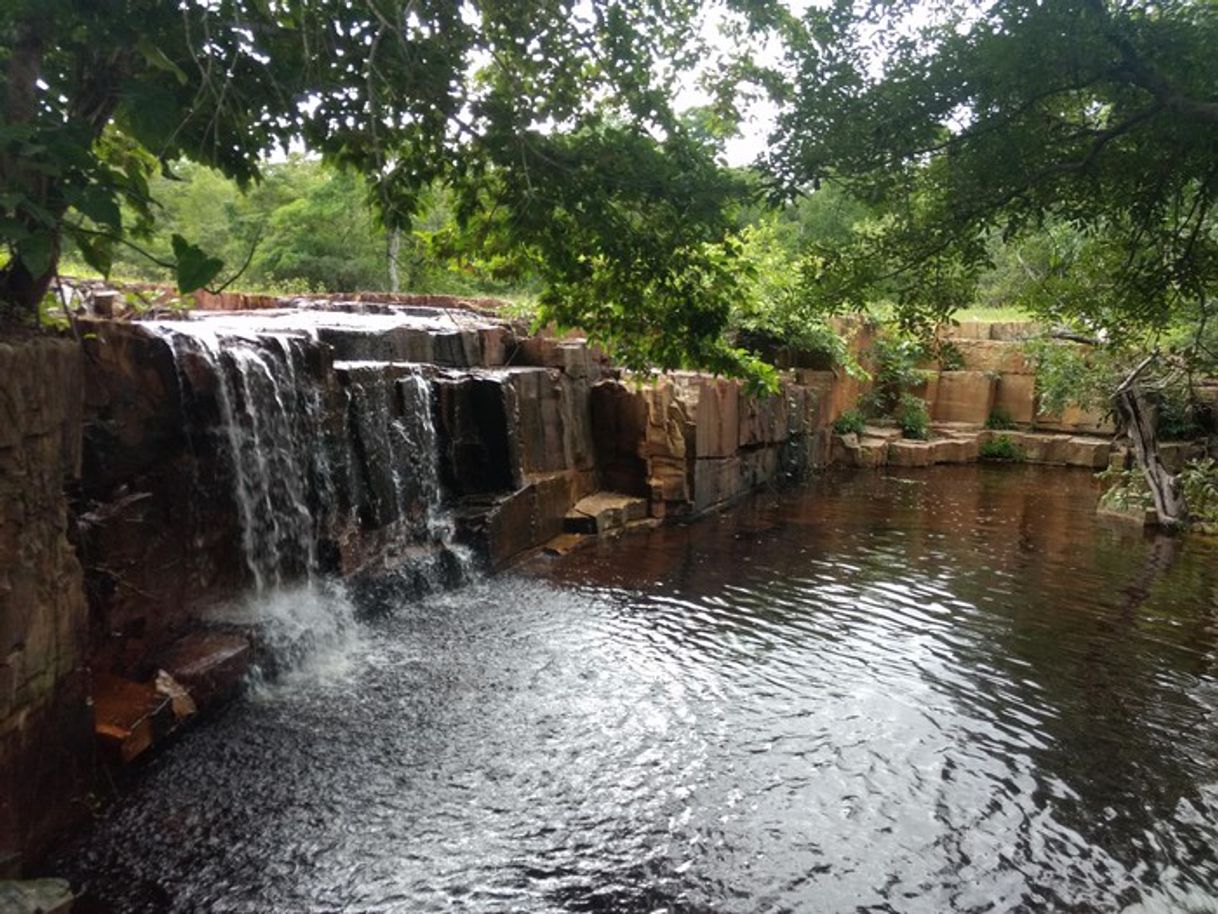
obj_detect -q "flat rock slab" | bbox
[862,425,903,441]
[932,371,996,424]
[564,491,649,534]
[833,433,888,468]
[542,533,589,556]
[93,674,172,764]
[157,631,253,711]
[0,879,74,914]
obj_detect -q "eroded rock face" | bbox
[0,338,91,873]
[6,308,1189,875]
[588,372,819,519]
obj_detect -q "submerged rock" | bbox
[0,879,74,914]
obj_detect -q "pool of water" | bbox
[50,466,1218,912]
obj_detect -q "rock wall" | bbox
[938,328,1113,434]
[0,338,91,874]
[0,311,1145,871]
[590,372,820,520]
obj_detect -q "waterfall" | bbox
[149,319,471,673]
[338,361,473,604]
[164,327,325,592]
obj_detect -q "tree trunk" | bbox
[387,227,401,294]
[0,19,53,320]
[1,15,126,321]
[0,255,56,319]
[1114,358,1188,529]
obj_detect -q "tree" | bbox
[766,0,1218,527]
[1,0,771,376]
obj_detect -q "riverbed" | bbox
[50,466,1218,912]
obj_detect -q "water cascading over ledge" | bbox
[75,305,519,683]
[154,327,464,591]
[74,298,823,707]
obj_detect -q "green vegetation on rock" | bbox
[832,410,866,437]
[980,436,1028,462]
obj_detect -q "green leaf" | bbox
[119,82,183,157]
[20,232,54,277]
[0,218,30,243]
[72,185,123,231]
[171,233,224,292]
[72,231,114,277]
[136,36,189,84]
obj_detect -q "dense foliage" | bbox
[768,0,1218,335]
[979,435,1027,462]
[62,157,523,296]
[0,0,795,380]
[756,0,1218,524]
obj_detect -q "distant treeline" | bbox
[62,156,533,299]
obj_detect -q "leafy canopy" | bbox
[1,0,782,380]
[766,0,1218,347]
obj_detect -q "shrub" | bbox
[985,407,1016,430]
[1154,387,1206,441]
[937,340,966,371]
[833,409,867,436]
[864,333,932,416]
[1095,464,1153,513]
[979,434,1026,461]
[1179,457,1218,524]
[897,393,930,440]
[1022,339,1115,417]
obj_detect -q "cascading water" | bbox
[206,333,320,590]
[149,318,472,677]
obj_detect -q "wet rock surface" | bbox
[0,878,74,914]
[0,338,90,872]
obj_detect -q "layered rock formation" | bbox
[0,339,90,874]
[0,307,1159,872]
[70,301,826,707]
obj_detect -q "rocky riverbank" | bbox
[0,298,1192,880]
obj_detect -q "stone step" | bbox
[563,491,648,534]
[92,674,173,764]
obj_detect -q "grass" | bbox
[948,304,1033,322]
[864,301,1033,325]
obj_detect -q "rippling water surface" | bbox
[53,466,1218,913]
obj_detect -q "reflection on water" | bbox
[51,466,1218,913]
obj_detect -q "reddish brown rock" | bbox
[1034,403,1115,435]
[563,492,648,534]
[692,457,745,513]
[92,674,172,764]
[994,374,1036,424]
[0,337,91,870]
[157,632,252,711]
[738,391,789,449]
[460,471,583,567]
[887,439,935,468]
[931,435,981,464]
[833,433,888,468]
[952,340,1031,374]
[674,375,741,459]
